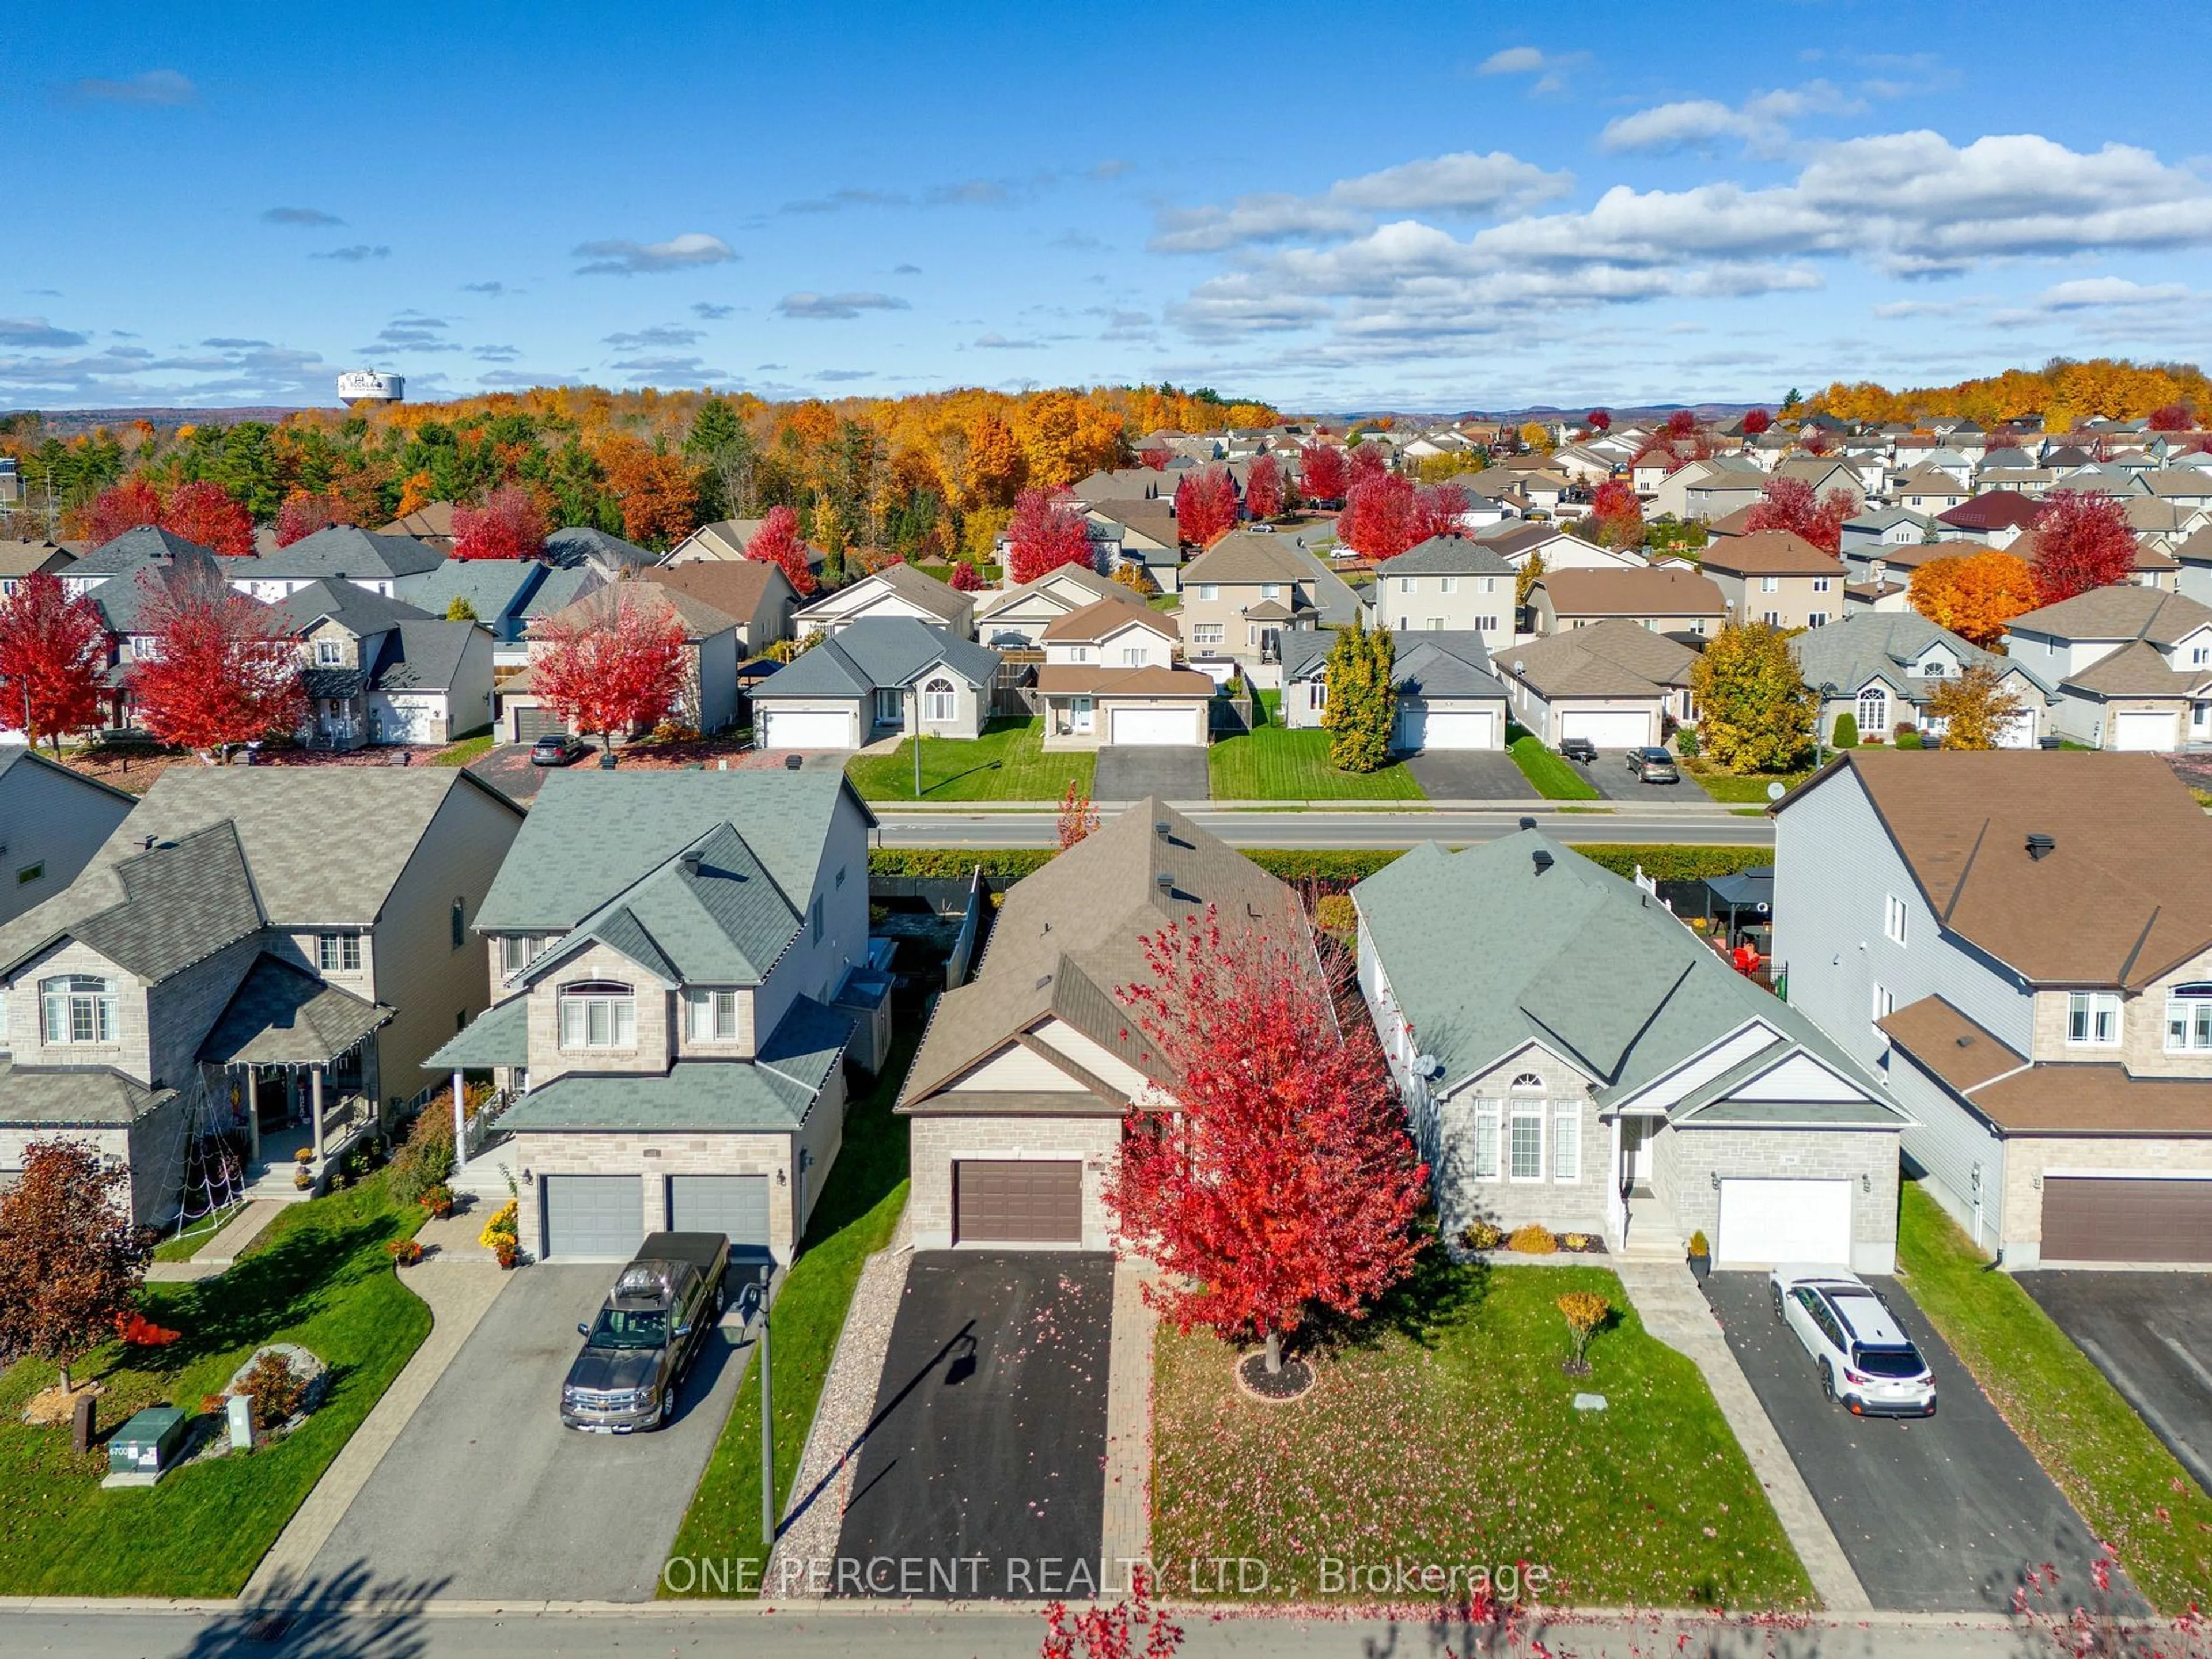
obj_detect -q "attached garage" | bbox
[2113,710,2180,752]
[1997,710,2038,748]
[1108,705,1200,745]
[2040,1176,2212,1264]
[667,1173,771,1257]
[509,701,554,744]
[1717,1177,1853,1267]
[1559,707,1652,749]
[1396,702,1497,751]
[953,1160,1084,1245]
[541,1174,645,1261]
[760,707,857,751]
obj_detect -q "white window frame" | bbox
[1471,1100,1501,1181]
[2165,983,2212,1052]
[1870,980,1893,1033]
[315,638,344,666]
[1196,583,1218,601]
[2066,990,2122,1048]
[1508,1103,1546,1183]
[1858,687,1888,733]
[1760,575,1781,593]
[684,987,740,1042]
[499,934,548,977]
[317,932,362,973]
[921,676,956,723]
[1399,577,1414,594]
[1440,576,1457,595]
[1883,893,1908,947]
[558,981,636,1050]
[40,974,118,1046]
[1191,622,1224,646]
[1813,577,1831,593]
[1551,1105,1580,1183]
[1307,679,1327,710]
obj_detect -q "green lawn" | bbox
[150,1201,249,1263]
[844,717,1094,802]
[1508,734,1601,800]
[0,1173,430,1596]
[1147,594,1181,613]
[1680,761,1810,804]
[428,733,497,767]
[1209,694,1423,801]
[663,1034,916,1594]
[1895,1183,2212,1612]
[1152,1262,1813,1609]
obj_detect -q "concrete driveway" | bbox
[1094,744,1209,801]
[1575,748,1714,802]
[1403,749,1531,800]
[1703,1271,2127,1612]
[832,1251,1112,1599]
[309,1265,748,1601]
[2018,1271,2212,1497]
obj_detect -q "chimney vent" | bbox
[1518,816,1537,831]
[1154,871,1175,891]
[1532,849,1554,875]
[783,753,804,771]
[141,834,158,852]
[2025,832,2055,861]
[680,850,702,876]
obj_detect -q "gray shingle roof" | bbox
[397,560,543,621]
[238,525,444,582]
[1281,629,1505,700]
[1376,535,1516,577]
[543,525,657,571]
[268,579,432,638]
[751,618,998,700]
[425,994,530,1069]
[1501,618,1697,697]
[70,527,219,576]
[2008,585,2212,646]
[63,822,264,982]
[0,1060,173,1127]
[1789,611,2050,703]
[519,565,603,619]
[198,953,392,1066]
[369,619,482,692]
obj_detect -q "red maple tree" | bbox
[275,493,344,547]
[1243,453,1285,521]
[948,558,983,593]
[1588,478,1645,548]
[128,562,306,759]
[162,481,255,558]
[452,485,548,561]
[1347,441,1389,492]
[1664,408,1696,439]
[1341,476,1467,560]
[529,585,690,750]
[1744,475,1855,554]
[0,573,108,751]
[1801,424,1835,456]
[1298,442,1349,505]
[1586,409,1612,432]
[1172,467,1238,548]
[1007,487,1095,584]
[2147,402,2194,433]
[1103,908,1429,1373]
[1742,408,1772,435]
[746,505,819,597]
[2028,489,2137,604]
[0,1141,151,1394]
[1135,446,1169,472]
[83,479,165,546]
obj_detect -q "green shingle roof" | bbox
[425,994,530,1069]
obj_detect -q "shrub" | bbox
[292,1168,313,1191]
[1896,728,1924,750]
[1314,894,1357,938]
[1675,725,1700,758]
[870,844,1773,889]
[386,1238,424,1267]
[417,1184,454,1219]
[388,1106,456,1208]
[1558,1290,1611,1373]
[1831,710,1859,749]
[292,1146,314,1165]
[240,1350,308,1431]
[1687,1230,1710,1257]
[1562,1232,1592,1252]
[1508,1223,1558,1255]
[1458,1219,1506,1252]
[480,1198,520,1266]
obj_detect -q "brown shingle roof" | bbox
[638,560,787,620]
[2061,639,2210,698]
[1534,566,1727,618]
[1808,750,2212,989]
[1035,664,1213,696]
[1937,491,2040,532]
[1877,995,2028,1093]
[1039,597,1178,645]
[1695,530,1846,577]
[1500,619,1695,698]
[2008,584,2212,645]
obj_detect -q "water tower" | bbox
[337,369,405,407]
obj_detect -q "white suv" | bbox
[1768,1267,1937,1418]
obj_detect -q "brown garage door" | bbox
[954,1160,1083,1244]
[2041,1177,2212,1264]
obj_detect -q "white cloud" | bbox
[1601,82,1862,157]
[573,233,736,276]
[1150,151,1571,253]
[1472,47,1588,92]
[2036,276,2192,309]
[603,324,704,347]
[0,317,90,348]
[775,291,911,320]
[71,70,196,106]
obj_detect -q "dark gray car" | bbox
[561,1232,729,1432]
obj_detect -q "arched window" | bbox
[1857,687,1888,736]
[1510,1073,1544,1092]
[922,676,957,723]
[41,974,118,1045]
[559,980,636,1050]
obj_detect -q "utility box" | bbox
[104,1406,187,1486]
[226,1393,257,1452]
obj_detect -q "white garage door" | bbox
[1396,703,1495,751]
[1996,711,2037,749]
[2113,710,2179,751]
[762,709,854,750]
[667,1174,771,1257]
[541,1175,645,1261]
[1718,1177,1852,1267]
[1109,706,1196,745]
[1559,709,1650,749]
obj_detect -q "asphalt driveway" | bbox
[1403,749,1531,800]
[1703,1271,2126,1612]
[1094,744,1209,801]
[310,1265,748,1601]
[465,741,559,802]
[831,1251,1112,1599]
[2018,1271,2212,1497]
[1575,748,1715,802]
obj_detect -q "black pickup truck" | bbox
[560,1232,728,1432]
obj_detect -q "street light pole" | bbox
[757,1260,774,1550]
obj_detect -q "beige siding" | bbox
[907,1112,1123,1249]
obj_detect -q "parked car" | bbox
[1769,1267,1936,1418]
[1560,735,1597,763]
[1626,746,1679,783]
[560,1232,729,1432]
[530,732,591,767]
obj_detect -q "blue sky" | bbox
[7,2,2212,412]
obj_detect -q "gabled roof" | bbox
[399,558,544,620]
[1376,533,1517,576]
[0,1060,173,1127]
[1937,491,2040,532]
[1040,597,1178,645]
[976,563,1134,619]
[641,560,794,623]
[1532,566,1726,618]
[2006,584,2212,645]
[241,525,444,581]
[1180,531,1324,585]
[751,618,998,699]
[1279,629,1505,702]
[1788,611,2048,703]
[1695,530,1845,577]
[541,525,657,572]
[70,526,221,576]
[1501,618,1697,698]
[796,560,972,625]
[198,953,391,1067]
[380,502,457,540]
[269,579,433,638]
[370,619,484,692]
[84,547,238,634]
[2060,639,2211,699]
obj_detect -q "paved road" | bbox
[873,808,1774,850]
[2017,1271,2212,1497]
[831,1251,1112,1597]
[1702,1272,2124,1612]
[310,1266,749,1602]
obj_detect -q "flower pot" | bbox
[1687,1252,1711,1283]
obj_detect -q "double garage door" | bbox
[1558,709,1651,749]
[2041,1177,2212,1264]
[760,708,857,751]
[2113,710,2180,752]
[540,1173,771,1260]
[1108,706,1199,745]
[953,1160,1083,1245]
[1717,1177,1853,1267]
[1395,702,1495,751]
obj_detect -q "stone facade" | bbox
[1656,1123,1901,1274]
[906,1113,1122,1250]
[1425,1051,1609,1242]
[2000,1135,2212,1267]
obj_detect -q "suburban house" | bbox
[395,559,605,664]
[1696,531,1847,630]
[271,581,496,749]
[1790,611,2051,748]
[1369,535,1516,652]
[1774,752,2212,1267]
[665,517,827,582]
[60,527,220,601]
[1279,628,1508,751]
[506,582,741,743]
[751,618,1000,751]
[431,769,874,1263]
[2002,586,2212,751]
[1357,831,1906,1268]
[897,801,1306,1248]
[636,561,798,657]
[0,538,75,599]
[0,769,524,1226]
[1092,502,1183,590]
[1469,521,1633,575]
[1525,567,1728,638]
[1033,600,1211,749]
[974,563,1143,649]
[2178,524,2212,608]
[229,525,445,601]
[1894,467,1975,514]
[541,526,659,583]
[1681,460,1774,524]
[0,750,136,925]
[791,562,976,641]
[379,502,459,551]
[1934,492,2040,550]
[1840,506,1937,560]
[1177,531,1364,675]
[1495,620,1700,749]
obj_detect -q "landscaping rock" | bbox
[220,1343,329,1434]
[1572,1392,1608,1412]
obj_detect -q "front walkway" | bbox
[1614,1259,1870,1612]
[1100,1259,1157,1593]
[146,1199,286,1283]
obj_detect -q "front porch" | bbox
[1608,1111,1686,1260]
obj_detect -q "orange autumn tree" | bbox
[1909,549,2040,649]
[597,437,699,550]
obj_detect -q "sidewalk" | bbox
[1099,1259,1157,1592]
[147,1199,289,1283]
[1613,1259,1869,1612]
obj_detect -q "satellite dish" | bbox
[1766,781,1786,801]
[1415,1053,1444,1080]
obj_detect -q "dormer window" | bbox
[559,980,636,1050]
[2166,983,2212,1052]
[315,639,344,666]
[41,974,118,1045]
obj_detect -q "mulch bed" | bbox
[1234,1351,1316,1402]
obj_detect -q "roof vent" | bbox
[680,850,702,876]
[2025,832,2055,861]
[783,753,804,771]
[1034,972,1053,990]
[1155,871,1175,891]
[1518,816,1537,831]
[1154,820,1171,839]
[1532,849,1554,875]
[141,834,158,852]
[1955,1034,1975,1048]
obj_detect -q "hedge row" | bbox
[869,843,1768,886]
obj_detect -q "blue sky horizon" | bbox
[7,2,2212,414]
